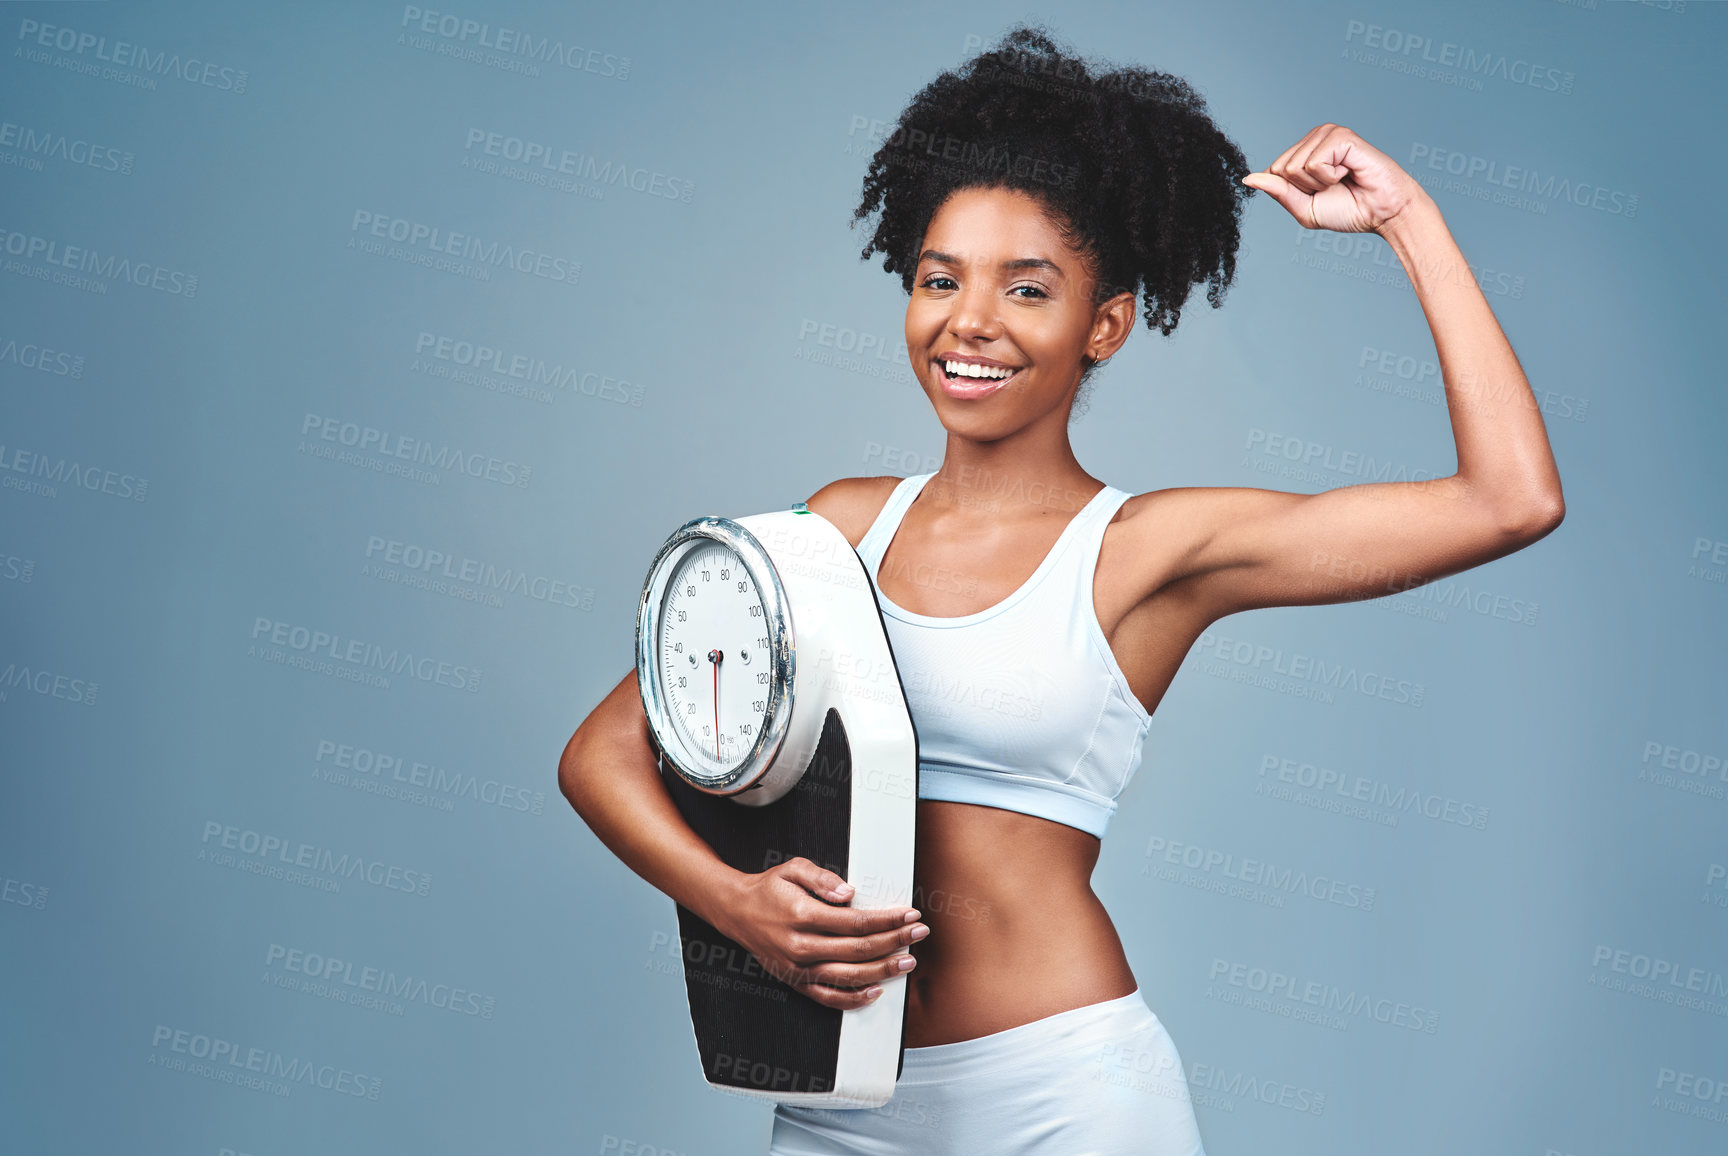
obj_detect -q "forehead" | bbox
[919,186,1081,265]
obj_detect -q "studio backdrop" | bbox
[3,1,1724,1154]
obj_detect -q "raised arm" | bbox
[1169,123,1564,616]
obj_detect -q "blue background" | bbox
[3,1,1724,1153]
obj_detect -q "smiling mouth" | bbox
[937,359,1021,386]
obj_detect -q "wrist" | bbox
[1374,186,1443,251]
[686,862,747,935]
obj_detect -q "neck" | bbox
[929,416,1101,519]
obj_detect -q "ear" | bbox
[1088,291,1137,363]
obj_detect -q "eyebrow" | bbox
[918,249,1065,277]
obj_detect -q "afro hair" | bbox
[853,25,1255,341]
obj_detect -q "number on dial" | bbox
[659,544,772,770]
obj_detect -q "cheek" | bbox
[1040,309,1095,360]
[904,304,939,347]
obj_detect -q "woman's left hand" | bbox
[1243,124,1426,234]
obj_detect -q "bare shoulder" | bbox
[1116,484,1298,530]
[804,476,904,549]
[1111,484,1304,575]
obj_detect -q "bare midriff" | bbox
[899,798,1138,1047]
[854,477,1199,1048]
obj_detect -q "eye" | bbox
[1010,284,1049,300]
[920,274,957,291]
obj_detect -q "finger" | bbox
[1300,127,1355,187]
[1275,123,1340,195]
[805,952,919,989]
[796,980,889,1011]
[1265,123,1331,192]
[1241,172,1315,228]
[791,898,921,936]
[774,857,854,904]
[745,952,812,988]
[790,921,930,964]
[1262,123,1328,177]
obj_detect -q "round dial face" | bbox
[657,542,776,776]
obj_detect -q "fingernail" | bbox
[865,986,883,999]
[897,956,916,972]
[908,924,930,942]
[902,910,920,923]
[835,883,854,896]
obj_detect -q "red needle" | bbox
[709,649,723,758]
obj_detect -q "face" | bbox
[905,186,1133,439]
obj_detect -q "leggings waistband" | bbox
[895,989,1157,1085]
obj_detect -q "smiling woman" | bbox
[853,25,1255,425]
[558,22,1563,1156]
[903,187,1139,432]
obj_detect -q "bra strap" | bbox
[1075,487,1135,577]
[856,472,935,574]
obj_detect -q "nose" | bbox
[946,283,1002,343]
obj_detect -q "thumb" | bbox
[778,857,854,903]
[1242,171,1311,224]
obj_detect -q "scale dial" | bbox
[660,545,772,767]
[637,519,794,794]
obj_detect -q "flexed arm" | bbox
[1168,123,1564,615]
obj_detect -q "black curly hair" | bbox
[853,25,1255,360]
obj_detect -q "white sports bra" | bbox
[855,471,1151,838]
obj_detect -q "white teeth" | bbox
[943,360,1015,380]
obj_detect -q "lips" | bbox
[935,357,1021,399]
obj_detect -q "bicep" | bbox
[1177,478,1546,618]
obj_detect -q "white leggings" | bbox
[767,989,1207,1155]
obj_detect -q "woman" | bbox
[559,27,1564,1155]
